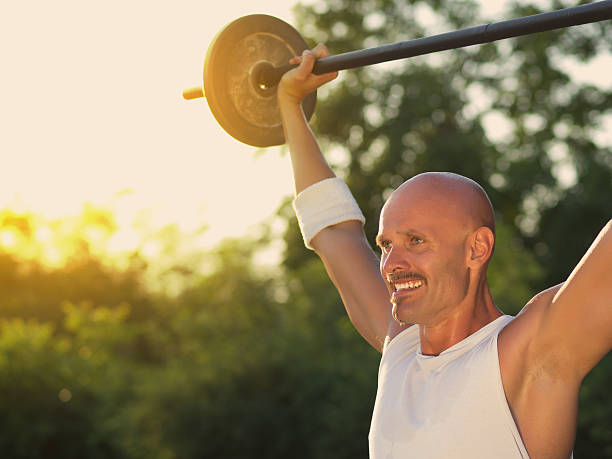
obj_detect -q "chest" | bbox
[369,337,528,458]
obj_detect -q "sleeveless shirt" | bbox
[369,315,530,458]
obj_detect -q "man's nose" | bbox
[381,246,411,276]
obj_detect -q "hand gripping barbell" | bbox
[183,1,612,147]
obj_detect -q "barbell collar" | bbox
[183,86,204,100]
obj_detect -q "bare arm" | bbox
[497,221,612,457]
[277,48,336,194]
[519,220,612,382]
[278,46,401,351]
[535,219,612,380]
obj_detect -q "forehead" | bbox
[378,186,466,237]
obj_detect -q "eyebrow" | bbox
[400,230,426,238]
[375,229,426,246]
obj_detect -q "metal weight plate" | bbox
[203,14,316,147]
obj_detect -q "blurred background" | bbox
[1,0,610,457]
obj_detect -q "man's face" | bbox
[376,187,472,326]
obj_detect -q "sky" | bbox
[1,0,610,260]
[1,1,301,253]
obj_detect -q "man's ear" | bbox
[467,226,495,268]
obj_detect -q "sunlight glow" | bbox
[1,0,297,257]
[108,228,142,254]
[0,230,17,249]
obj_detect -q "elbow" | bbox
[310,220,369,253]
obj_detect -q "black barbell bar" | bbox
[258,0,612,89]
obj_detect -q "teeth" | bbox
[394,280,423,291]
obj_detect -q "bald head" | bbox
[377,173,497,325]
[388,172,495,237]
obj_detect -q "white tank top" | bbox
[369,315,530,458]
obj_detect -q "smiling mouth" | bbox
[387,272,426,292]
[393,279,424,291]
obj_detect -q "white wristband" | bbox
[292,177,365,250]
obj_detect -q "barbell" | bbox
[184,1,612,147]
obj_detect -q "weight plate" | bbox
[203,14,316,147]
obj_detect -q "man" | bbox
[277,44,612,458]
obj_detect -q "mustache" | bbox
[387,272,426,283]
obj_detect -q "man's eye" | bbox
[411,237,424,245]
[380,241,391,250]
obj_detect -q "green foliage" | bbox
[142,246,379,458]
[577,353,612,457]
[0,316,127,458]
[486,221,544,315]
[0,208,151,326]
[0,233,379,458]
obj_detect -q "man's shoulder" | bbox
[500,283,563,347]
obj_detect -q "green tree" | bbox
[126,239,380,458]
[0,308,133,459]
[0,209,152,326]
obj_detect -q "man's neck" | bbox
[419,280,502,356]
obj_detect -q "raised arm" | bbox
[503,220,612,385]
[278,45,405,351]
[497,220,612,456]
[533,219,612,380]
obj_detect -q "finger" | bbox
[309,44,338,80]
[315,71,339,86]
[295,49,316,78]
[289,56,302,65]
[312,43,331,59]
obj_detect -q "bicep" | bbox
[312,220,395,352]
[532,220,612,380]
